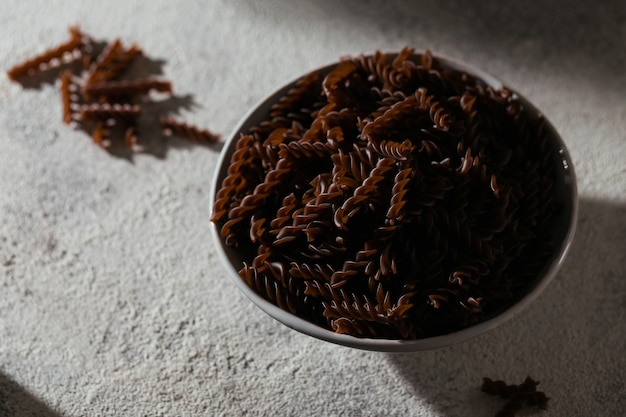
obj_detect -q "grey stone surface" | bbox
[0,1,624,416]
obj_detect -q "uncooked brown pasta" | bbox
[269,71,322,120]
[7,26,218,153]
[6,26,84,80]
[211,47,560,340]
[60,70,74,124]
[79,103,141,121]
[161,116,221,144]
[85,40,142,86]
[482,376,549,417]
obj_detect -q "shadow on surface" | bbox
[0,372,64,417]
[247,0,624,92]
[386,197,626,416]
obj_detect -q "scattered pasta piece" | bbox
[482,376,549,417]
[59,70,73,124]
[6,26,221,155]
[7,26,84,81]
[161,116,221,144]
[79,103,142,121]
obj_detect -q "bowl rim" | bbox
[209,51,579,352]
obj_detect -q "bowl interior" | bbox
[209,53,578,352]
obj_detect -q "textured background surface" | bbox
[0,1,624,416]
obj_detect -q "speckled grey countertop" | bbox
[0,1,624,416]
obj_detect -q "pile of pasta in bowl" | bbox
[210,48,576,351]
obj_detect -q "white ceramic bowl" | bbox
[209,52,578,352]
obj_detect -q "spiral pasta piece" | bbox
[60,70,74,124]
[79,103,141,121]
[86,41,142,86]
[161,116,221,144]
[7,26,84,80]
